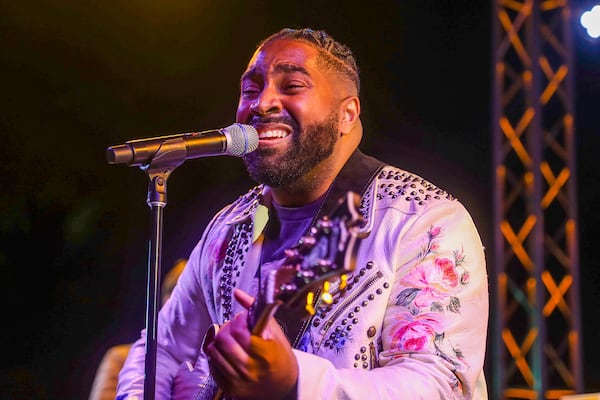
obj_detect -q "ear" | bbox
[338,96,360,135]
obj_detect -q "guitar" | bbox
[196,191,365,400]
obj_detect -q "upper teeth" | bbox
[259,130,288,139]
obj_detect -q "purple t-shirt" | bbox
[260,196,324,264]
[257,196,325,343]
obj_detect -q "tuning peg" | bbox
[339,274,348,290]
[320,281,333,305]
[305,292,316,315]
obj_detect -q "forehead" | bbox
[243,39,321,77]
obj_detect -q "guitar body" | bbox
[193,372,221,400]
[193,192,364,400]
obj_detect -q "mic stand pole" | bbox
[140,138,188,400]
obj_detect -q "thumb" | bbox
[233,288,255,310]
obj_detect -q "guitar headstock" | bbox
[265,191,364,313]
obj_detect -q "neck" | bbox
[270,166,336,207]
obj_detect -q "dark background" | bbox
[1,1,598,399]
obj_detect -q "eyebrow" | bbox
[241,63,311,82]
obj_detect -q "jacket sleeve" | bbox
[294,200,489,399]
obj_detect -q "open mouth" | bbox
[254,123,293,141]
[258,129,289,139]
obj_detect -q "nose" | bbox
[249,86,282,116]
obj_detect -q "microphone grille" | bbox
[224,123,259,157]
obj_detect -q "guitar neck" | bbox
[247,300,280,336]
[246,191,364,338]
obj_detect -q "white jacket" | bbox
[117,151,489,399]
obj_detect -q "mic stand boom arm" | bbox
[140,137,188,400]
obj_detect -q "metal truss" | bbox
[491,0,582,399]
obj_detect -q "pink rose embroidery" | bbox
[429,226,442,237]
[401,257,460,308]
[393,225,471,367]
[391,312,442,352]
[436,257,460,287]
[461,271,470,285]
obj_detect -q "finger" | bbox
[254,313,286,341]
[228,314,253,348]
[201,323,219,353]
[248,323,288,358]
[207,338,247,381]
[208,315,253,378]
[210,320,247,359]
[233,288,255,309]
[207,344,242,392]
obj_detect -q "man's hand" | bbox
[205,289,298,400]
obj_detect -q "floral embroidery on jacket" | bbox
[391,225,470,366]
[391,311,442,353]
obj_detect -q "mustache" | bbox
[248,116,298,129]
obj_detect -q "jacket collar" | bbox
[227,149,385,228]
[315,149,384,221]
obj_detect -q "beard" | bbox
[242,110,339,188]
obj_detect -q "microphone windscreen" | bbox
[224,123,259,156]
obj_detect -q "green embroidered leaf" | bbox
[447,296,461,313]
[396,288,420,306]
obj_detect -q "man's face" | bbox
[236,39,341,187]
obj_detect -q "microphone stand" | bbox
[139,137,189,400]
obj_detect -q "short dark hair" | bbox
[258,28,360,94]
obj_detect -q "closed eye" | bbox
[282,80,308,93]
[241,83,261,98]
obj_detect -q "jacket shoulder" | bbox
[370,166,456,208]
[214,184,264,222]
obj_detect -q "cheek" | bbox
[285,100,313,124]
[236,101,250,122]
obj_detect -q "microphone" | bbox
[106,123,259,166]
